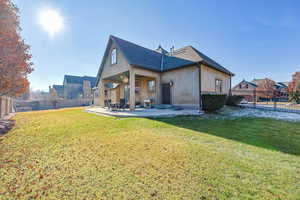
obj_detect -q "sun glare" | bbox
[38,8,64,37]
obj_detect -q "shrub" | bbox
[201,94,227,112]
[226,95,244,106]
[289,91,300,104]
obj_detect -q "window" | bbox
[135,79,141,93]
[215,79,222,93]
[111,48,117,65]
[148,80,155,92]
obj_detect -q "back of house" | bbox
[94,35,234,109]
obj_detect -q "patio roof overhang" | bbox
[102,71,130,83]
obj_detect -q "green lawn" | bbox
[0,108,300,199]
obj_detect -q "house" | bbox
[49,85,64,99]
[274,82,289,100]
[94,35,234,109]
[63,75,97,99]
[231,80,258,101]
[232,79,289,101]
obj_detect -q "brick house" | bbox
[232,79,289,101]
[94,35,234,109]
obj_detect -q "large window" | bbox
[148,80,155,92]
[215,79,222,93]
[111,48,117,65]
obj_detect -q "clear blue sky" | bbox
[13,0,300,91]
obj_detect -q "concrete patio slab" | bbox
[86,107,202,118]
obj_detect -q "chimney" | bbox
[170,46,174,56]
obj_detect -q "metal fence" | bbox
[237,90,300,113]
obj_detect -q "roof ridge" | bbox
[110,35,163,56]
[173,45,193,52]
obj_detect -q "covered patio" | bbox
[98,67,161,110]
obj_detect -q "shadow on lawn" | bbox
[152,116,300,156]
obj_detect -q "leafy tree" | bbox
[0,0,33,97]
[288,81,300,103]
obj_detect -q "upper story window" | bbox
[215,79,222,93]
[111,48,117,65]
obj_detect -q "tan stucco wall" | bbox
[132,67,161,104]
[100,43,131,79]
[161,65,200,107]
[201,64,231,94]
[95,42,132,106]
[135,77,156,104]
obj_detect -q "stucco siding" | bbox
[161,66,199,107]
[101,43,131,80]
[201,64,231,94]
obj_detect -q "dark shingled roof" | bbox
[64,75,97,87]
[52,85,64,92]
[52,85,64,97]
[277,82,289,88]
[96,35,234,85]
[245,80,258,87]
[110,35,195,72]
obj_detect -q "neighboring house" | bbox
[63,75,97,99]
[274,82,289,99]
[232,80,258,101]
[232,79,289,101]
[94,35,234,109]
[49,85,64,99]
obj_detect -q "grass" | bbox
[0,107,300,199]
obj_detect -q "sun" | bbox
[38,8,64,37]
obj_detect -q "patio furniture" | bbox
[118,98,126,110]
[144,99,152,109]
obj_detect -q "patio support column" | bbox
[156,76,161,104]
[99,80,105,107]
[129,68,135,110]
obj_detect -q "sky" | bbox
[13,0,300,91]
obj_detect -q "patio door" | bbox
[162,83,171,104]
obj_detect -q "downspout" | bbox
[229,75,232,96]
[198,62,202,112]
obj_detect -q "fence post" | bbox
[253,89,256,108]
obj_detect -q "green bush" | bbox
[201,94,227,112]
[226,95,244,106]
[289,91,300,104]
